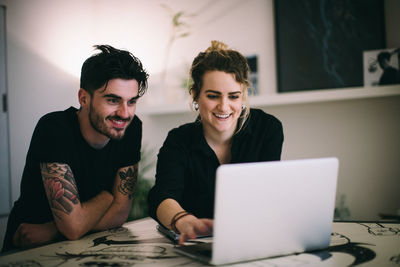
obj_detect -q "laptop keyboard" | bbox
[198,248,212,258]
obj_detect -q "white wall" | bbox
[0,0,399,227]
[266,96,400,219]
[2,0,277,206]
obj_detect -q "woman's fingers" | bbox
[178,219,214,245]
[192,219,213,237]
[178,228,197,245]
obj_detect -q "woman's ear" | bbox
[78,88,89,107]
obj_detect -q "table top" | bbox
[0,218,399,266]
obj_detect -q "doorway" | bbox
[0,5,11,216]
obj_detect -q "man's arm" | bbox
[12,163,134,248]
[93,163,138,230]
[40,162,113,240]
[12,221,60,249]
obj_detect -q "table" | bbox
[0,218,399,266]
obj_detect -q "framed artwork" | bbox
[363,48,400,86]
[274,0,386,93]
[246,55,259,95]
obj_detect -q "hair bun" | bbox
[205,40,228,53]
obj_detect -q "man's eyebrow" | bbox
[103,94,140,101]
[103,94,122,99]
[130,95,140,101]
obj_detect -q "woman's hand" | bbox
[155,199,213,244]
[175,214,213,245]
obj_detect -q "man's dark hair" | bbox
[377,52,391,65]
[80,45,149,96]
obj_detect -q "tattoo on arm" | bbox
[40,163,80,219]
[118,165,138,199]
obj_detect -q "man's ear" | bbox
[78,88,90,107]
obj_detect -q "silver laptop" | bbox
[174,157,339,265]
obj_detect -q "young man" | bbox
[2,45,149,252]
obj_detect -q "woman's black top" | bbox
[148,108,284,220]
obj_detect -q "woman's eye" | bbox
[207,94,218,99]
[229,95,239,99]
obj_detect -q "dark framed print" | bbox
[274,0,386,93]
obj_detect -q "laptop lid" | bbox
[210,157,339,265]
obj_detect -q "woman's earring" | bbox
[193,101,199,111]
[241,104,246,110]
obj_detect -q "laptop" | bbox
[174,157,339,265]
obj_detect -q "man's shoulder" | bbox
[38,107,76,125]
[27,108,79,165]
[37,107,77,129]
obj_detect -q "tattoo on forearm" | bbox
[118,165,138,199]
[41,163,80,218]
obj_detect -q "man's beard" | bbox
[88,104,131,140]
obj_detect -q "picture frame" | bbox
[246,55,258,96]
[274,0,386,93]
[363,48,400,86]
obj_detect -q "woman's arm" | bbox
[157,198,213,245]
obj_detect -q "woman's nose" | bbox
[218,98,229,111]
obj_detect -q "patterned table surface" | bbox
[0,218,399,266]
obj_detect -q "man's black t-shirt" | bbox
[3,106,142,252]
[148,108,284,221]
[379,66,400,85]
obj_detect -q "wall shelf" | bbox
[136,85,400,116]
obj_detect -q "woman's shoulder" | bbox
[249,108,281,125]
[158,121,202,153]
[243,109,283,140]
[166,121,200,142]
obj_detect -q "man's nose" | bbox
[116,103,129,119]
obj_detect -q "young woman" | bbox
[148,41,284,244]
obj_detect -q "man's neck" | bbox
[76,110,109,149]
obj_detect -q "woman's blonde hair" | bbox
[189,40,251,133]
